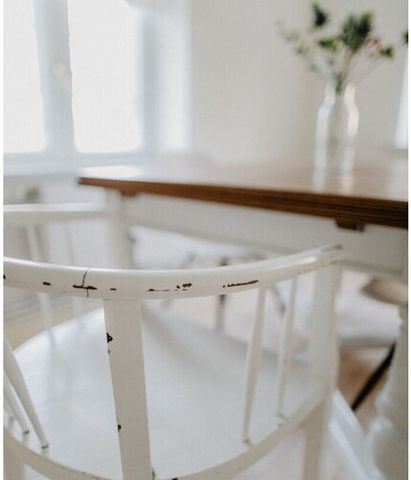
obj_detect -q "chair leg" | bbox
[303,401,329,480]
[351,345,395,411]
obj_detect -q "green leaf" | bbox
[380,45,394,58]
[318,36,340,52]
[340,11,373,53]
[312,3,329,28]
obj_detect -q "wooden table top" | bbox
[79,159,408,229]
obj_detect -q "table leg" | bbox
[368,305,407,480]
[106,191,135,269]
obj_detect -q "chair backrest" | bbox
[4,202,130,331]
[4,238,344,480]
[4,203,116,266]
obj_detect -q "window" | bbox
[69,0,143,152]
[4,0,147,163]
[4,0,191,167]
[4,0,46,152]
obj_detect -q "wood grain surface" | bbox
[79,160,408,229]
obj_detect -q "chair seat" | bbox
[7,307,322,479]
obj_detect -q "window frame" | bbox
[4,0,169,175]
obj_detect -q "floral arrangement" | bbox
[277,4,407,94]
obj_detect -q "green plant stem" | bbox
[337,49,353,93]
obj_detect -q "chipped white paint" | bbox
[4,232,344,479]
[4,245,344,301]
[25,224,54,331]
[62,221,84,321]
[5,203,111,333]
[103,300,152,480]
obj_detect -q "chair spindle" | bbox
[273,276,298,421]
[241,287,267,443]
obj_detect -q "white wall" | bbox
[142,0,192,150]
[190,0,407,165]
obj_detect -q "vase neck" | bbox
[325,83,356,102]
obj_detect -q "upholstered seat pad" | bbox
[8,306,321,479]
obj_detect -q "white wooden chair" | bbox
[4,203,285,335]
[4,238,343,480]
[4,202,129,331]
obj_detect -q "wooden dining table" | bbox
[79,158,407,276]
[79,158,408,480]
[78,161,407,225]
